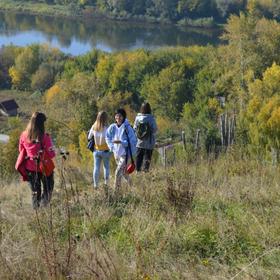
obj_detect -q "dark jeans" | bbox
[27,170,54,209]
[136,148,153,172]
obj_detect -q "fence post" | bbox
[219,114,224,147]
[182,130,186,151]
[271,148,279,165]
[163,146,167,168]
[195,129,200,151]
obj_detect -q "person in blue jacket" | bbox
[133,102,157,172]
[106,108,136,189]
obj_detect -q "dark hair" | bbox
[25,112,47,141]
[140,102,151,114]
[115,108,126,120]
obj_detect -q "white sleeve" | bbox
[88,127,94,140]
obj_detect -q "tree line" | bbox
[7,0,280,25]
[0,6,279,165]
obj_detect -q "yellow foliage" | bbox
[208,98,222,115]
[268,107,280,131]
[97,91,133,119]
[248,79,262,97]
[123,104,136,124]
[68,143,79,155]
[95,55,114,86]
[9,66,23,88]
[110,58,128,90]
[79,131,92,164]
[247,96,262,117]
[67,143,81,167]
[247,63,280,151]
[247,0,257,13]
[262,62,280,95]
[183,57,195,69]
[256,0,273,9]
[156,116,173,134]
[45,84,61,104]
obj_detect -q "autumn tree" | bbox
[45,73,98,146]
[9,45,40,90]
[245,63,280,161]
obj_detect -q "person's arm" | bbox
[124,125,137,156]
[44,134,56,159]
[128,125,137,147]
[123,125,136,147]
[151,116,157,134]
[88,127,94,140]
[121,134,128,147]
[121,124,132,148]
[133,117,138,130]
[19,133,24,152]
[105,125,115,152]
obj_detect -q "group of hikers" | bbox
[16,102,157,209]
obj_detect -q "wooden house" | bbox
[0,99,19,116]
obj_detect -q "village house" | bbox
[0,99,19,117]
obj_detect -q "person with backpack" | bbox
[106,108,137,189]
[88,111,111,188]
[18,112,55,209]
[133,102,157,172]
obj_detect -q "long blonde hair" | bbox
[25,112,46,142]
[92,111,108,132]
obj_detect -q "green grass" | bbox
[0,154,280,279]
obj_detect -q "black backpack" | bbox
[135,121,152,140]
[87,130,95,152]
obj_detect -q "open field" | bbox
[1,154,280,279]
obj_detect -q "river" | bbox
[0,12,221,55]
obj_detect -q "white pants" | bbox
[114,156,131,188]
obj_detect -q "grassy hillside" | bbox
[1,153,279,279]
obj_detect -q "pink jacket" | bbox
[15,148,28,181]
[19,131,56,172]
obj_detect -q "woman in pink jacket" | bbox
[19,112,55,209]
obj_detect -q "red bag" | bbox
[126,162,135,174]
[124,128,135,174]
[39,152,55,177]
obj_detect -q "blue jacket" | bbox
[133,113,157,149]
[106,119,137,157]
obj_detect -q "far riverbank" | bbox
[0,0,219,28]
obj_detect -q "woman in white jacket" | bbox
[106,108,136,189]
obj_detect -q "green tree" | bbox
[0,45,22,89]
[9,45,40,90]
[45,73,98,146]
[63,50,100,79]
[141,59,196,120]
[31,63,54,92]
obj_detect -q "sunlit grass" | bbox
[0,154,280,279]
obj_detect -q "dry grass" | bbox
[0,154,280,279]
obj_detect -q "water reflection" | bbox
[0,12,221,55]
